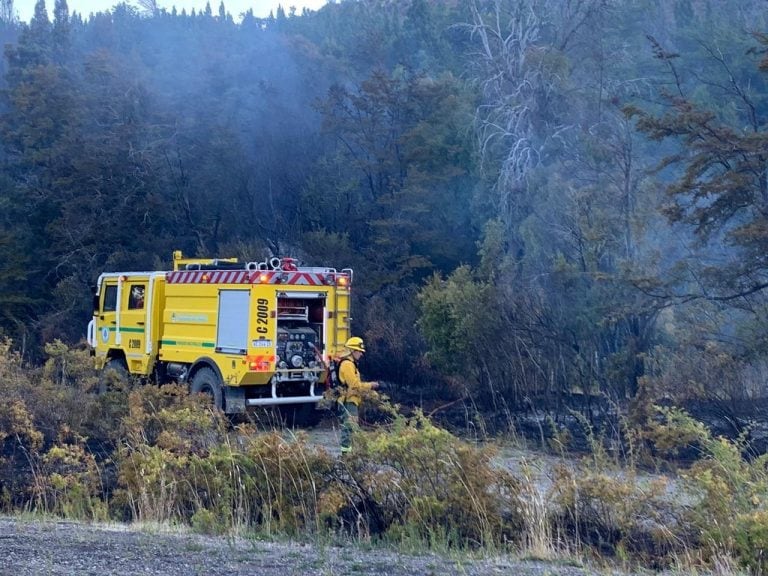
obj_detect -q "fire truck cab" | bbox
[87,251,352,418]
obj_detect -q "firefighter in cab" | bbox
[336,336,380,453]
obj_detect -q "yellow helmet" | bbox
[345,336,366,352]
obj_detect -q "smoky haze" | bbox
[1,0,768,433]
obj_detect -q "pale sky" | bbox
[15,0,330,21]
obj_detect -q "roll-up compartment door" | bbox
[217,290,250,354]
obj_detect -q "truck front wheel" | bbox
[99,358,129,394]
[190,367,223,411]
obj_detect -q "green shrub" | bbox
[337,411,524,548]
[732,509,768,573]
[0,396,44,510]
[42,339,99,392]
[36,438,107,520]
[115,385,229,523]
[549,462,680,565]
[115,386,337,535]
[639,405,710,461]
[191,508,223,535]
[0,339,112,515]
[236,430,336,536]
[640,406,768,571]
[683,436,768,570]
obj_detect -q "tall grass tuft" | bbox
[334,410,525,549]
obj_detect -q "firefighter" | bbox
[336,336,380,454]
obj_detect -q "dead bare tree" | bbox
[135,0,160,16]
[0,0,16,23]
[464,0,608,230]
[466,0,543,223]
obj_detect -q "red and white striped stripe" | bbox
[166,270,330,285]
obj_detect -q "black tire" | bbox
[98,358,129,394]
[190,367,223,411]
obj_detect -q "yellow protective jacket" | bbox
[337,353,375,406]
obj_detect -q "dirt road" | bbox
[0,516,611,576]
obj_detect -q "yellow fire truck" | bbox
[87,251,352,417]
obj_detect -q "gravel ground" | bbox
[0,516,616,576]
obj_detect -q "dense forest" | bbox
[1,0,768,428]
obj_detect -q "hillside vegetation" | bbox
[0,339,767,573]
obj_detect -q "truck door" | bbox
[96,280,119,350]
[121,281,149,370]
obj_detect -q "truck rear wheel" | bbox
[190,367,223,411]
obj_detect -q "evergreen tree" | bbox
[312,70,477,286]
[0,0,72,346]
[52,0,69,65]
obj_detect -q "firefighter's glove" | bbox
[374,381,388,391]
